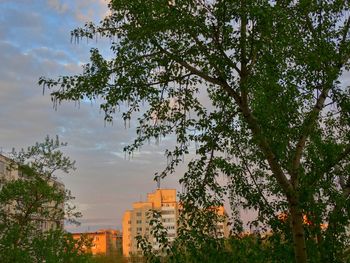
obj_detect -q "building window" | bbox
[136,220,142,224]
[136,227,142,232]
[128,220,131,224]
[161,210,174,215]
[136,212,142,217]
[162,218,175,223]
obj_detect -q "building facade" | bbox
[122,188,229,257]
[72,229,122,256]
[212,206,230,238]
[122,189,178,257]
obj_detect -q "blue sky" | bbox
[0,0,184,232]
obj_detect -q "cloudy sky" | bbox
[0,0,187,232]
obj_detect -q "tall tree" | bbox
[0,136,91,263]
[40,1,350,262]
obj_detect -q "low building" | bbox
[72,229,122,256]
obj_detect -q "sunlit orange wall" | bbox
[122,211,131,257]
[72,231,107,255]
[122,189,177,257]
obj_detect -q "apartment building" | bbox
[213,206,230,238]
[72,229,122,256]
[0,153,64,231]
[122,189,178,257]
[122,188,229,257]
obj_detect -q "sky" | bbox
[0,0,186,232]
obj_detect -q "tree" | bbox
[40,1,350,262]
[0,136,92,262]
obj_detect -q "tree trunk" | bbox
[289,198,308,263]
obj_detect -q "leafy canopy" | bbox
[40,1,350,262]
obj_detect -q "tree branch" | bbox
[291,15,350,186]
[153,39,293,198]
[291,87,329,187]
[339,16,350,55]
[211,24,241,75]
[152,41,230,88]
[145,73,193,87]
[240,152,275,213]
[239,101,293,197]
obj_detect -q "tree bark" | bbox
[289,196,308,263]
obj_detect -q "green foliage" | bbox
[138,231,294,263]
[40,1,350,262]
[91,254,127,263]
[30,230,93,263]
[0,136,91,262]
